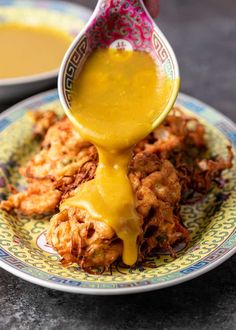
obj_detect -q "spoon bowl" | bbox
[58,0,180,130]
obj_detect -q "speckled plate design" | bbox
[0,90,235,295]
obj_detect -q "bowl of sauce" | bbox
[0,0,92,102]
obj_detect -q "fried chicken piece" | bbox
[47,153,189,270]
[0,107,233,271]
[47,208,122,271]
[30,110,59,137]
[135,108,205,154]
[130,153,189,258]
[135,108,233,200]
[4,107,230,215]
[0,180,61,216]
[195,146,233,193]
[0,116,95,215]
[169,145,233,202]
[21,117,93,180]
[130,153,181,206]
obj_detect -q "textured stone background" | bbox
[0,0,235,329]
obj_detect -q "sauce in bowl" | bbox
[0,24,72,79]
[62,48,174,265]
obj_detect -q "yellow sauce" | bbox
[61,48,173,265]
[0,24,72,79]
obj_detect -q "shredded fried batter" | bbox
[0,108,233,272]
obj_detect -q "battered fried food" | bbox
[48,153,186,270]
[1,180,61,216]
[0,108,233,272]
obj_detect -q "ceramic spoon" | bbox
[58,0,180,128]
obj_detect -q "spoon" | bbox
[58,0,180,129]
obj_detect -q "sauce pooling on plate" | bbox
[0,24,72,79]
[62,48,173,265]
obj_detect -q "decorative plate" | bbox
[0,90,235,295]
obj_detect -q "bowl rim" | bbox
[0,69,59,86]
[0,0,92,87]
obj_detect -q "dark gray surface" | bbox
[0,0,236,329]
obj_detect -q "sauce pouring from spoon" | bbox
[58,0,180,266]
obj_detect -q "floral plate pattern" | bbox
[0,89,235,295]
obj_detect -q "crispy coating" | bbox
[21,116,93,180]
[30,110,59,137]
[135,108,206,155]
[130,153,188,259]
[47,208,122,271]
[47,153,186,270]
[0,107,233,271]
[0,180,61,216]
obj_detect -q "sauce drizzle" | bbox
[61,48,173,265]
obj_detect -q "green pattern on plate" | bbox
[0,90,235,294]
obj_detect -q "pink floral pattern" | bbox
[87,0,154,52]
[62,0,177,108]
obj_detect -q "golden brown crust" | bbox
[47,208,122,270]
[0,180,61,216]
[0,107,233,271]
